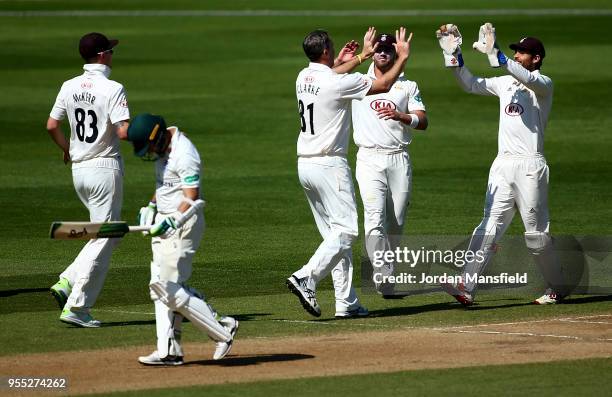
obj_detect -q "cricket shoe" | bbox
[534,288,564,305]
[213,316,239,360]
[441,280,474,307]
[50,278,71,310]
[138,351,184,366]
[60,308,101,328]
[335,305,369,319]
[286,275,321,317]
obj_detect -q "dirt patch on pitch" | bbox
[2,314,611,395]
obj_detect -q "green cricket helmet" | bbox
[127,113,168,157]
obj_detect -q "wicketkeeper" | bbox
[127,113,238,365]
[436,23,567,305]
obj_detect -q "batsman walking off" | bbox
[436,23,566,305]
[127,113,238,366]
[47,33,130,327]
[287,27,412,318]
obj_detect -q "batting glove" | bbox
[138,202,157,226]
[472,22,507,67]
[436,24,463,67]
[149,217,177,238]
[137,201,157,235]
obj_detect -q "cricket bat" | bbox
[50,221,151,240]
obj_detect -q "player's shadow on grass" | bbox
[0,287,49,297]
[97,313,273,328]
[232,313,273,321]
[357,302,456,318]
[560,295,612,304]
[463,295,612,310]
[100,320,156,327]
[0,288,57,315]
[187,353,314,367]
[458,300,532,311]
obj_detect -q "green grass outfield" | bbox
[0,0,611,395]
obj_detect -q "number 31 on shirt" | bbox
[298,100,314,135]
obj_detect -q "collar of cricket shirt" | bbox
[308,62,332,72]
[83,63,112,78]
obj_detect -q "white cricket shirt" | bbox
[50,64,130,162]
[296,62,372,156]
[155,128,202,214]
[352,63,426,150]
[453,59,553,155]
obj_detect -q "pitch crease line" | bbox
[559,319,612,325]
[442,329,583,340]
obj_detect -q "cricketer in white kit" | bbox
[435,23,566,305]
[127,113,238,366]
[287,27,413,318]
[47,33,130,327]
[352,33,428,297]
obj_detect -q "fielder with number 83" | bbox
[127,113,238,366]
[47,32,130,328]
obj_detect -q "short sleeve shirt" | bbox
[296,62,372,156]
[155,128,202,213]
[49,64,129,162]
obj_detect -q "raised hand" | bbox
[361,26,378,59]
[336,40,360,64]
[393,26,413,61]
[472,22,505,67]
[435,24,463,67]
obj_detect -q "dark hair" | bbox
[303,30,332,61]
[85,55,99,63]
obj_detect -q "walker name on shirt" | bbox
[73,91,96,105]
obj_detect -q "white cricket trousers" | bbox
[149,210,211,357]
[462,154,564,293]
[61,157,123,311]
[293,156,361,312]
[356,148,412,275]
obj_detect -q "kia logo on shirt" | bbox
[81,81,93,89]
[370,99,396,111]
[305,76,314,83]
[505,103,524,116]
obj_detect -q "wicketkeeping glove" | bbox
[436,24,463,67]
[472,22,507,67]
[149,216,178,238]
